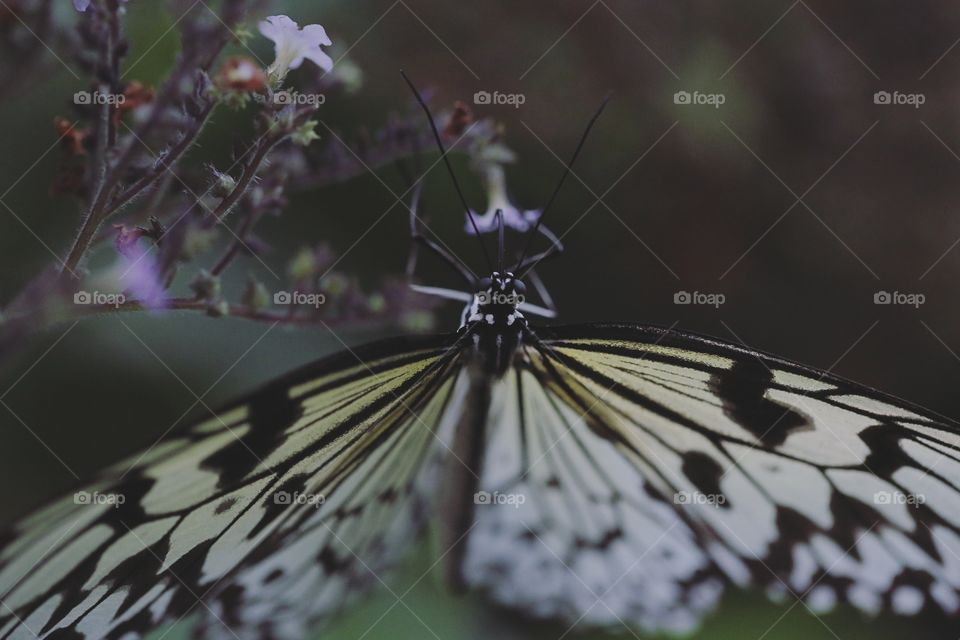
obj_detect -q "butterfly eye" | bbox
[513,280,526,296]
[478,277,493,291]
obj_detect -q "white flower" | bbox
[74,0,130,13]
[258,15,333,79]
[466,165,541,235]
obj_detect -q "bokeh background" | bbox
[3,1,960,638]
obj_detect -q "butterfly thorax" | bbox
[460,271,527,375]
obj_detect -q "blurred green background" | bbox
[3,0,960,638]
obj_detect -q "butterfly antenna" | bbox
[401,70,493,273]
[514,94,611,269]
[496,208,504,273]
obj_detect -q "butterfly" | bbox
[3,74,960,640]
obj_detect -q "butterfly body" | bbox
[440,272,531,578]
[460,271,528,376]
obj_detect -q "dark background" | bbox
[3,1,960,638]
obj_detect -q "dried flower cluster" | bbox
[0,0,516,362]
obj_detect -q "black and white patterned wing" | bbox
[0,335,464,640]
[461,323,960,633]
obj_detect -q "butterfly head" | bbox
[462,271,527,329]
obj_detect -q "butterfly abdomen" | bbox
[466,324,524,377]
[439,367,491,592]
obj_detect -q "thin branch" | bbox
[80,297,402,329]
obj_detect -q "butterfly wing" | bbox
[7,320,960,638]
[0,334,465,640]
[461,322,960,634]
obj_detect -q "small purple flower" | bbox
[119,248,166,310]
[468,206,541,235]
[258,15,333,79]
[111,229,166,309]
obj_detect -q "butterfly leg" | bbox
[518,268,558,318]
[402,178,477,288]
[511,226,562,317]
[513,224,564,276]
